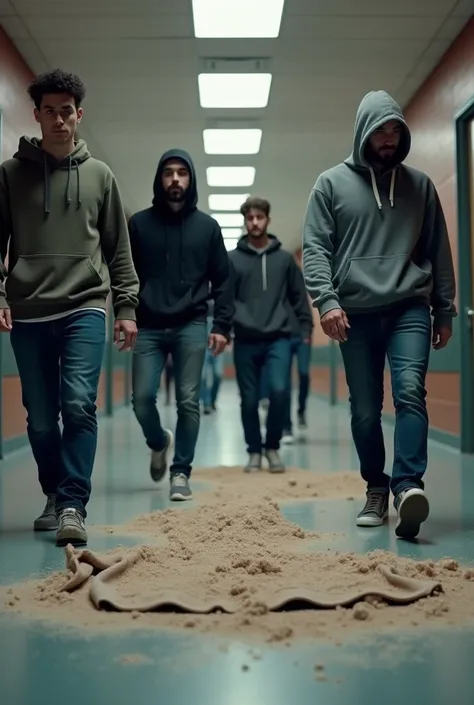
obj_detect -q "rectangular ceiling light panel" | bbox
[198,74,272,108]
[192,0,285,38]
[221,228,244,239]
[209,194,249,211]
[206,166,256,187]
[203,129,262,155]
[212,213,244,228]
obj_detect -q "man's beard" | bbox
[167,186,185,202]
[366,144,398,169]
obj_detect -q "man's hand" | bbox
[320,308,350,343]
[432,326,452,350]
[114,319,137,351]
[0,308,12,332]
[208,333,227,356]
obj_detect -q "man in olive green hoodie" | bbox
[0,70,139,546]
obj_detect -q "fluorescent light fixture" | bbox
[224,238,240,251]
[207,166,255,187]
[212,213,244,228]
[221,228,243,239]
[209,194,249,211]
[198,74,272,109]
[192,0,285,38]
[203,129,263,155]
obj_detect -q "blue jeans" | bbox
[132,321,207,477]
[340,302,431,497]
[10,310,106,517]
[283,336,311,431]
[234,337,291,453]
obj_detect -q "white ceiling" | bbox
[1,0,473,249]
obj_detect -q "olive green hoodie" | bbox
[0,137,139,320]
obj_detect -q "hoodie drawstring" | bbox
[369,167,396,210]
[43,154,82,215]
[262,252,267,291]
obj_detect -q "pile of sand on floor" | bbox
[193,466,366,504]
[2,500,474,645]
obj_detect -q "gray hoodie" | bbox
[302,90,456,329]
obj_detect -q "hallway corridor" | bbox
[1,383,474,705]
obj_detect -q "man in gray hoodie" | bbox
[302,90,456,540]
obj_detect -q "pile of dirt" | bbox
[2,499,474,645]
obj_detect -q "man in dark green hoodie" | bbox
[303,90,456,540]
[0,70,139,546]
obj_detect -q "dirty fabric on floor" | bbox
[62,544,442,614]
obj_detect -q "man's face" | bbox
[162,160,190,202]
[245,208,269,238]
[367,119,403,166]
[34,93,82,144]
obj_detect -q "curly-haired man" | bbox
[0,69,139,546]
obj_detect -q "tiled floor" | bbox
[1,382,474,705]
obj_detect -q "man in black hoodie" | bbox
[229,197,313,473]
[129,149,233,500]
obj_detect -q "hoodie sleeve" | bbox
[0,168,11,309]
[421,181,457,329]
[208,222,234,339]
[287,257,313,340]
[98,172,140,321]
[302,180,341,317]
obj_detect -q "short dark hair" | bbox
[28,69,86,109]
[240,196,271,218]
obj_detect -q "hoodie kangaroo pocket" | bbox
[338,255,431,308]
[6,254,104,304]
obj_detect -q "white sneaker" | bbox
[281,431,294,445]
[395,488,430,539]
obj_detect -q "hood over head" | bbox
[14,136,91,214]
[344,91,411,210]
[345,90,411,170]
[152,148,198,215]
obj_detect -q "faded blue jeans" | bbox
[132,321,207,477]
[340,302,431,497]
[10,310,106,517]
[234,337,291,453]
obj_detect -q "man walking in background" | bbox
[281,291,313,444]
[0,69,139,546]
[200,296,225,414]
[229,196,313,474]
[303,90,456,539]
[129,148,233,501]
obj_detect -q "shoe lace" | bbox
[173,473,188,487]
[365,492,386,512]
[59,509,83,529]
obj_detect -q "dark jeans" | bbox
[283,336,311,431]
[340,302,431,497]
[10,310,106,517]
[234,337,291,453]
[132,321,207,477]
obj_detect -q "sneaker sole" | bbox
[396,492,430,539]
[169,492,193,502]
[268,467,286,474]
[56,531,87,547]
[356,512,388,528]
[150,430,174,483]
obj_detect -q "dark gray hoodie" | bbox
[302,90,456,328]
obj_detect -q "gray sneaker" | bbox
[34,494,58,531]
[356,490,389,527]
[395,488,430,539]
[170,473,193,501]
[56,508,87,547]
[150,429,174,482]
[265,449,285,473]
[244,453,262,473]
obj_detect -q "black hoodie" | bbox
[229,234,313,341]
[128,149,233,336]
